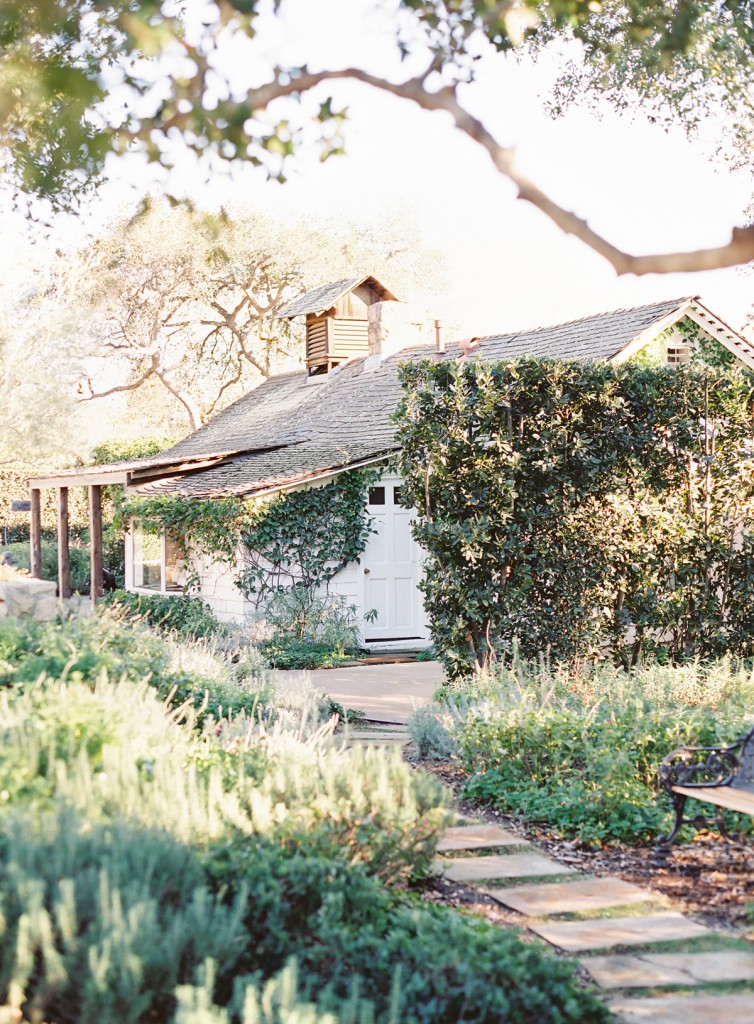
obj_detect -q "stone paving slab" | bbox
[437,825,521,853]
[347,733,410,742]
[610,993,754,1023]
[582,955,698,990]
[530,913,712,953]
[487,877,655,917]
[583,949,754,990]
[437,853,571,882]
[647,950,754,983]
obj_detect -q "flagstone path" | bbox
[434,821,754,1023]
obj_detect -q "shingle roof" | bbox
[131,296,702,498]
[36,295,752,495]
[277,275,398,318]
[476,296,693,362]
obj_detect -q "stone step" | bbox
[347,736,410,745]
[437,852,572,883]
[584,949,754,990]
[530,912,712,953]
[610,992,754,1024]
[437,824,521,853]
[346,726,410,735]
[487,876,656,917]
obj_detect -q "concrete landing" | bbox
[276,661,443,723]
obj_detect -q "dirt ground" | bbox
[420,762,754,936]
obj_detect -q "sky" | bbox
[4,0,753,340]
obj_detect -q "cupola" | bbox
[278,275,398,375]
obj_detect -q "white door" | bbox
[362,475,428,642]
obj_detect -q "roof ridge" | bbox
[475,296,696,344]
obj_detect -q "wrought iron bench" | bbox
[656,724,754,855]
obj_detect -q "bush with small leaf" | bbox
[407,703,457,760]
[0,621,610,1024]
[3,539,90,592]
[101,589,235,641]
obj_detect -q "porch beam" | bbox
[89,484,103,606]
[57,486,71,599]
[29,488,42,579]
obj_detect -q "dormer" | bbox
[278,275,398,375]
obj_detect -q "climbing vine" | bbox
[118,468,380,602]
[236,468,380,605]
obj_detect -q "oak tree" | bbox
[2,2,754,274]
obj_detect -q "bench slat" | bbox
[672,785,754,816]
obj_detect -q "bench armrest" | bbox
[658,740,744,792]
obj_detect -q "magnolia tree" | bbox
[1,1,754,273]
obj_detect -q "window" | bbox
[133,528,162,590]
[368,486,386,505]
[393,486,405,506]
[667,345,690,366]
[164,535,184,592]
[132,524,185,593]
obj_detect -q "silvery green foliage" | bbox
[407,704,457,761]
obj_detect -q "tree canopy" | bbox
[1,1,753,274]
[43,200,449,433]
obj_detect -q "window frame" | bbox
[128,522,184,597]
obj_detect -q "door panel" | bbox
[362,475,428,641]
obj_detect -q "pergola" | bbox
[26,449,251,602]
[25,467,128,604]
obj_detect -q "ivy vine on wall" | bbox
[118,467,380,602]
[235,468,380,605]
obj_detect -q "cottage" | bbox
[28,281,754,650]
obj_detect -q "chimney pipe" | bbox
[434,319,444,354]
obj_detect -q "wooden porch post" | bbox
[57,486,71,599]
[89,484,103,606]
[29,488,42,579]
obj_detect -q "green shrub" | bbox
[414,646,437,662]
[101,590,233,640]
[3,539,90,592]
[261,637,357,670]
[407,703,457,760]
[0,661,606,1024]
[396,358,754,674]
[0,613,269,727]
[203,840,609,1024]
[453,657,754,845]
[176,962,380,1024]
[0,812,248,1024]
[0,613,167,688]
[0,673,448,885]
[259,593,364,669]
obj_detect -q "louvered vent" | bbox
[333,319,369,358]
[305,316,328,369]
[280,276,400,376]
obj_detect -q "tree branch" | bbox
[80,367,155,401]
[247,66,754,276]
